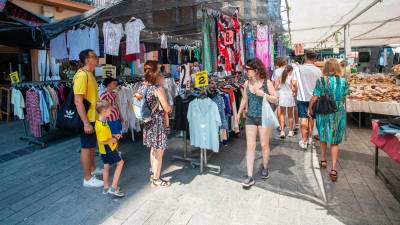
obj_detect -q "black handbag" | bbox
[312,77,337,115]
[56,72,91,133]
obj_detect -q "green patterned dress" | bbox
[313,76,349,144]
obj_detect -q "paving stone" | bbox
[0,207,15,221]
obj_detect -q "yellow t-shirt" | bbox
[73,69,98,122]
[95,120,117,154]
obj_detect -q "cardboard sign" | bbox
[102,65,116,78]
[194,71,208,87]
[224,30,234,45]
[9,71,19,83]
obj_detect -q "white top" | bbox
[125,19,145,54]
[66,29,81,60]
[11,89,25,119]
[89,25,100,56]
[103,22,124,56]
[293,64,322,101]
[272,67,284,81]
[50,33,68,60]
[161,33,168,49]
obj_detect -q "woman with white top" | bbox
[274,65,296,138]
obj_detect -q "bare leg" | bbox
[245,125,258,177]
[150,149,155,174]
[308,118,314,139]
[259,126,272,169]
[276,106,281,127]
[103,164,110,189]
[300,118,309,142]
[320,142,327,162]
[112,160,124,189]
[331,144,340,171]
[89,148,96,173]
[152,149,164,180]
[81,149,92,181]
[279,107,286,131]
[294,107,299,126]
[287,107,294,131]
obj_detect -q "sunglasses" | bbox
[245,67,255,71]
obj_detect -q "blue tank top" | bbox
[247,81,266,117]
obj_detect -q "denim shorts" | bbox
[245,116,262,126]
[296,101,316,119]
[80,123,97,149]
[100,145,121,165]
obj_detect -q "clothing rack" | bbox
[13,80,71,148]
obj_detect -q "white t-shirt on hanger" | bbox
[161,34,168,49]
[125,19,145,54]
[103,21,124,56]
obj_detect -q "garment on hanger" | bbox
[161,33,168,49]
[50,33,68,60]
[179,64,191,89]
[202,13,212,72]
[294,43,304,56]
[89,25,100,56]
[103,21,124,56]
[11,89,25,119]
[187,98,221,152]
[26,89,42,137]
[67,29,81,60]
[256,24,270,70]
[125,19,145,54]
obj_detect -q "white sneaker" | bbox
[308,137,313,146]
[83,176,104,188]
[299,140,307,150]
[288,131,294,137]
[91,168,103,176]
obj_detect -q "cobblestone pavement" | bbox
[0,124,399,225]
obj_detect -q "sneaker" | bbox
[308,137,313,146]
[102,188,109,194]
[288,131,294,137]
[294,125,300,132]
[108,187,125,198]
[260,167,269,179]
[83,176,104,188]
[241,176,255,188]
[91,168,103,176]
[299,140,307,150]
[280,131,285,139]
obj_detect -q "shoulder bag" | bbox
[312,77,337,115]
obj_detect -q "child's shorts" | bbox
[101,145,121,165]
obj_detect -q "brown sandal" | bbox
[319,160,327,169]
[330,170,338,182]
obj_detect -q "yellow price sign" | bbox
[194,71,208,87]
[9,71,20,83]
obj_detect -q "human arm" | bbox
[237,81,249,124]
[155,87,172,114]
[255,80,278,104]
[307,79,322,117]
[98,137,118,145]
[74,94,93,134]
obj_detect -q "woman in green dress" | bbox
[308,59,349,182]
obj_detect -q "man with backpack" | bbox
[74,49,103,187]
[292,51,322,150]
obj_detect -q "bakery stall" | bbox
[347,73,400,128]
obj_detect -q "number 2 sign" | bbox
[194,71,209,87]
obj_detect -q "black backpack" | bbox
[56,72,90,133]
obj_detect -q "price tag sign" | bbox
[194,71,208,87]
[224,30,234,45]
[9,71,20,83]
[102,65,116,78]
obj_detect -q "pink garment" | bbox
[370,121,400,163]
[256,24,270,70]
[26,90,42,137]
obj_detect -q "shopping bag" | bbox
[262,95,279,128]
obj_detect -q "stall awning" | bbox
[283,0,400,49]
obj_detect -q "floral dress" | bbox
[313,76,349,144]
[138,84,168,150]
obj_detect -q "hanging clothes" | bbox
[160,33,168,49]
[209,15,218,71]
[89,25,100,56]
[26,89,42,138]
[187,98,221,152]
[202,13,212,73]
[294,43,305,56]
[125,19,145,54]
[11,89,25,119]
[245,29,255,61]
[66,29,81,60]
[50,33,68,60]
[256,24,270,70]
[103,21,124,56]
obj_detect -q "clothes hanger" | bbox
[128,16,136,22]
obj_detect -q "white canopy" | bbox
[283,0,400,49]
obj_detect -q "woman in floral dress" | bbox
[309,59,349,182]
[137,61,172,187]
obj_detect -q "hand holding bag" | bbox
[262,95,279,128]
[312,77,337,115]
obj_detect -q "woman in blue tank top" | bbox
[237,58,278,188]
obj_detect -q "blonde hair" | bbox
[96,100,110,113]
[323,59,342,76]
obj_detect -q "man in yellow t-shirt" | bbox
[73,49,102,188]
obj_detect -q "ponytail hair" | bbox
[281,65,293,84]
